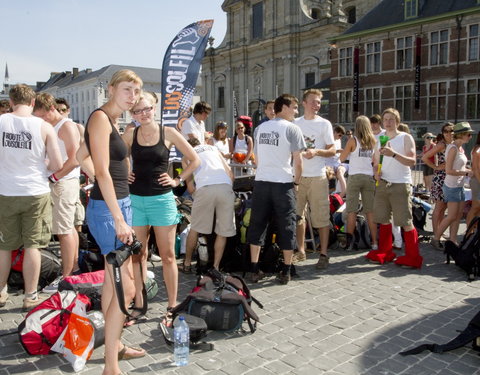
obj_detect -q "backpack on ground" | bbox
[172,269,263,333]
[159,313,212,351]
[58,271,104,310]
[354,214,371,250]
[329,193,344,215]
[444,216,480,281]
[18,290,91,355]
[8,248,62,290]
[400,308,480,355]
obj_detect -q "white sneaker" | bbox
[0,289,8,307]
[42,276,63,294]
[150,253,161,262]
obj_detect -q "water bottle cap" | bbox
[179,316,185,321]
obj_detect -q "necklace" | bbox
[139,126,157,145]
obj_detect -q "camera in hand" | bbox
[106,235,142,267]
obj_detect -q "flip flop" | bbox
[118,345,146,360]
[124,307,144,327]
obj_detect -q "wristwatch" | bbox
[176,176,185,186]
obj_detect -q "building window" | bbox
[339,47,353,77]
[364,88,381,116]
[305,72,315,88]
[430,30,449,66]
[468,24,479,61]
[346,7,356,24]
[366,42,381,73]
[338,90,352,124]
[218,86,225,109]
[252,2,263,39]
[404,0,418,19]
[428,82,447,121]
[396,36,413,70]
[395,85,413,121]
[466,78,480,119]
[311,8,320,19]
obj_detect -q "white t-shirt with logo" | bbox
[254,118,306,183]
[193,145,232,189]
[294,115,335,177]
[181,115,205,145]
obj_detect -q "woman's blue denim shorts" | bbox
[86,196,132,255]
[442,185,465,203]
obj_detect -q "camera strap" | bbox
[110,239,148,319]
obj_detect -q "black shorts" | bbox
[247,180,297,250]
[422,164,434,177]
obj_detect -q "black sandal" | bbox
[124,307,144,327]
[162,306,175,328]
[178,261,192,274]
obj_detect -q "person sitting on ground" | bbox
[431,122,474,249]
[122,92,200,327]
[179,138,236,273]
[340,115,378,251]
[230,121,254,164]
[208,121,231,160]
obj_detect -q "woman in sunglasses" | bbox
[466,131,480,226]
[431,122,473,249]
[122,92,200,327]
[230,121,253,164]
[421,132,436,193]
[422,122,454,247]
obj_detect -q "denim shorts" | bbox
[131,191,180,227]
[86,196,132,255]
[442,185,465,203]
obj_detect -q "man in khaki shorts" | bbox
[0,84,63,310]
[34,93,81,292]
[179,138,235,272]
[294,89,336,269]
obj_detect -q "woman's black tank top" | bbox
[84,109,129,200]
[129,124,171,196]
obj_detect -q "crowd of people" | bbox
[0,70,478,374]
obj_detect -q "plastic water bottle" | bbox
[173,316,189,366]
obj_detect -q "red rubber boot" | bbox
[365,224,396,264]
[395,228,423,268]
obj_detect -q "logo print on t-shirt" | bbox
[2,131,32,150]
[259,131,279,146]
[358,148,373,158]
[304,135,315,149]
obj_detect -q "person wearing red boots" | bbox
[366,108,423,268]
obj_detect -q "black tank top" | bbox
[129,124,171,196]
[84,109,129,200]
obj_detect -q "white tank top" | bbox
[234,136,248,153]
[193,145,232,189]
[444,144,468,188]
[0,113,50,196]
[213,138,229,156]
[380,132,412,184]
[54,118,80,180]
[349,137,374,176]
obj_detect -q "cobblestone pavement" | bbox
[1,220,480,375]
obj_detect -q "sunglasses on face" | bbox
[346,133,352,136]
[426,137,435,139]
[57,108,68,113]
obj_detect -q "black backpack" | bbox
[444,216,480,281]
[354,215,371,250]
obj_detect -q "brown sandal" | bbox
[178,261,192,274]
[118,345,146,360]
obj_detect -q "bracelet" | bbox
[48,173,59,183]
[392,153,397,158]
[293,182,299,186]
[176,176,185,186]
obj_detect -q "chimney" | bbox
[72,67,79,77]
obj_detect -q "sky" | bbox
[0,0,227,85]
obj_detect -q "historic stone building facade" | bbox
[329,0,480,137]
[202,0,380,132]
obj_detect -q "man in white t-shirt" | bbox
[294,89,336,269]
[0,85,63,310]
[247,94,306,285]
[181,101,211,145]
[180,138,235,272]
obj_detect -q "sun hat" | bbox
[453,122,474,134]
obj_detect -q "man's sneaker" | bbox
[276,272,291,285]
[0,290,8,307]
[22,295,47,311]
[316,254,330,270]
[42,276,63,294]
[249,270,265,283]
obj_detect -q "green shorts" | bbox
[0,193,52,250]
[346,174,375,213]
[373,181,413,227]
